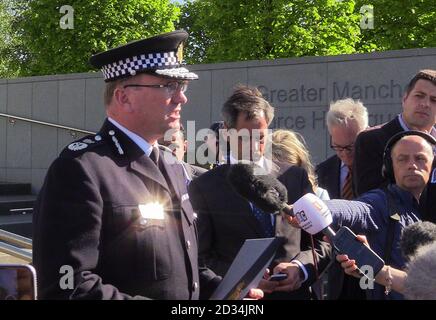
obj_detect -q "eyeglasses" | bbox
[123,81,188,96]
[330,143,354,152]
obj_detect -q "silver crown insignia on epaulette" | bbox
[82,138,95,144]
[109,130,124,155]
[68,142,88,151]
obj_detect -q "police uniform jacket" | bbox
[33,119,220,300]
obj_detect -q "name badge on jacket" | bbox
[138,202,165,220]
[181,193,189,203]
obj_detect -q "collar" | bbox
[108,117,156,156]
[398,114,436,138]
[340,161,347,169]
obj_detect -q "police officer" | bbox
[32,30,221,300]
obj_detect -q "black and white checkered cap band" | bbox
[101,51,178,80]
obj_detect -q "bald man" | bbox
[299,131,435,300]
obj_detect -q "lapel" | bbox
[382,116,404,138]
[160,150,195,225]
[332,155,341,199]
[98,119,196,227]
[98,119,170,193]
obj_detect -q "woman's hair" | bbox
[271,129,317,188]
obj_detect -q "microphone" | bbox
[227,163,335,237]
[400,221,436,260]
[227,163,290,214]
[291,193,335,238]
[227,163,385,275]
[403,242,436,300]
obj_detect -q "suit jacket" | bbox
[353,116,403,196]
[316,155,341,199]
[33,119,220,300]
[182,162,208,181]
[420,159,436,223]
[353,116,436,222]
[316,155,365,299]
[188,162,331,299]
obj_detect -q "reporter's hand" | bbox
[271,262,302,292]
[257,279,279,294]
[355,234,369,247]
[335,234,369,278]
[336,254,361,278]
[281,207,300,229]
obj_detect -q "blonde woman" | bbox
[271,129,330,200]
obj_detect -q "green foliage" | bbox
[356,0,436,51]
[178,0,363,64]
[16,0,180,76]
[0,0,26,78]
[2,0,435,78]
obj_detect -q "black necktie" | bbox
[149,146,159,165]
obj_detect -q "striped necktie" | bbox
[341,167,354,200]
[252,205,275,237]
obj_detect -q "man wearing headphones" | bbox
[353,69,436,222]
[313,131,435,299]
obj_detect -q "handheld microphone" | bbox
[227,163,291,215]
[227,163,385,276]
[227,163,335,236]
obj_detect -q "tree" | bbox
[0,0,27,78]
[178,0,364,64]
[356,0,436,51]
[16,0,181,76]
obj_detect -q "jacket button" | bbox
[192,282,198,291]
[186,240,191,249]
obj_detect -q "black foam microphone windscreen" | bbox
[226,163,288,213]
[400,221,436,259]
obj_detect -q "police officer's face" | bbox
[123,74,188,141]
[392,136,434,196]
[402,79,436,132]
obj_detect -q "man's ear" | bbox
[113,87,133,113]
[401,91,408,107]
[183,140,187,154]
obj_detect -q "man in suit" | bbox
[203,121,227,169]
[32,30,222,300]
[316,98,368,200]
[316,98,368,300]
[189,85,330,299]
[353,69,436,222]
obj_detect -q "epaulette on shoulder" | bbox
[60,134,105,157]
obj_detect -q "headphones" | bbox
[382,130,436,183]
